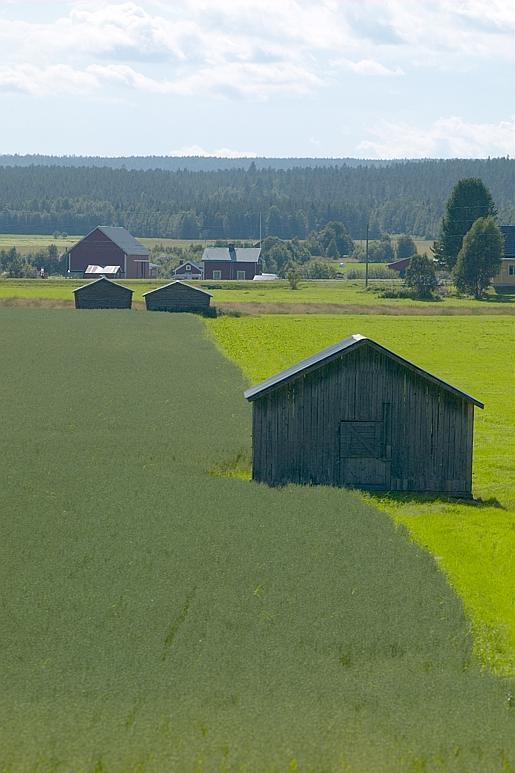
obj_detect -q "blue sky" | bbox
[0,0,514,158]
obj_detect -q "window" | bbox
[509,265,515,276]
[237,270,246,280]
[186,264,191,271]
[212,270,222,279]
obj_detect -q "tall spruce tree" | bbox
[435,178,496,270]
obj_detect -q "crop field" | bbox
[208,314,515,676]
[0,277,514,313]
[0,233,209,255]
[0,308,514,769]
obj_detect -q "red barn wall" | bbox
[69,229,125,274]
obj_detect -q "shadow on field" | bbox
[366,490,506,511]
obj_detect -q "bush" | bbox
[404,253,438,299]
[346,266,397,280]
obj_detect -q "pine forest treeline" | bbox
[0,158,513,240]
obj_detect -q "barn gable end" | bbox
[73,277,133,309]
[143,281,212,313]
[245,335,482,497]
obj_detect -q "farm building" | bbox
[244,334,483,497]
[74,277,133,309]
[202,244,262,280]
[65,226,150,279]
[492,225,515,292]
[143,281,212,313]
[387,257,412,277]
[174,260,203,280]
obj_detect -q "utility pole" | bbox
[365,221,369,288]
[259,212,262,246]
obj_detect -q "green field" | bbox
[0,309,514,769]
[1,277,514,312]
[208,315,515,675]
[0,232,433,257]
[0,233,210,255]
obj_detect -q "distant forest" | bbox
[0,157,513,240]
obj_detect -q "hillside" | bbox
[0,309,513,769]
[0,158,513,240]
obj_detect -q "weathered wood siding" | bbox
[252,345,474,496]
[74,281,133,309]
[145,283,211,313]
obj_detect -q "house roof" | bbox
[244,334,484,408]
[142,280,212,297]
[175,260,203,271]
[202,247,261,263]
[73,276,133,294]
[500,225,515,257]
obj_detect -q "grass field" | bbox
[0,233,210,255]
[0,309,514,769]
[0,233,434,256]
[207,315,515,676]
[0,277,513,312]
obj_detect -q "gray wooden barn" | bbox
[244,334,483,497]
[143,281,212,314]
[73,277,133,309]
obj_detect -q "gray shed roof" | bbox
[73,276,133,294]
[244,334,484,408]
[202,247,261,263]
[142,280,212,297]
[500,225,515,257]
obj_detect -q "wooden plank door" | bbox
[339,404,391,490]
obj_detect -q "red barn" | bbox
[65,226,150,279]
[202,245,261,280]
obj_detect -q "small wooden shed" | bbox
[73,277,133,309]
[143,281,212,314]
[244,334,483,497]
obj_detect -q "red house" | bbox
[202,245,261,280]
[65,226,150,279]
[173,260,203,280]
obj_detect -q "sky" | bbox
[0,0,514,158]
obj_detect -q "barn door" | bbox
[339,404,391,490]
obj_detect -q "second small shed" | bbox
[244,333,483,497]
[73,277,133,309]
[143,281,212,313]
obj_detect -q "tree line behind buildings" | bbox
[0,157,513,240]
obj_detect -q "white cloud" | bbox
[336,58,403,77]
[0,0,513,101]
[357,116,515,158]
[169,145,258,158]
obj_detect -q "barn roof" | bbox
[97,226,149,256]
[202,247,261,263]
[73,276,133,294]
[142,280,212,297]
[244,334,484,408]
[500,225,515,257]
[387,257,412,271]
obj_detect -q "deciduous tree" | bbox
[454,216,503,299]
